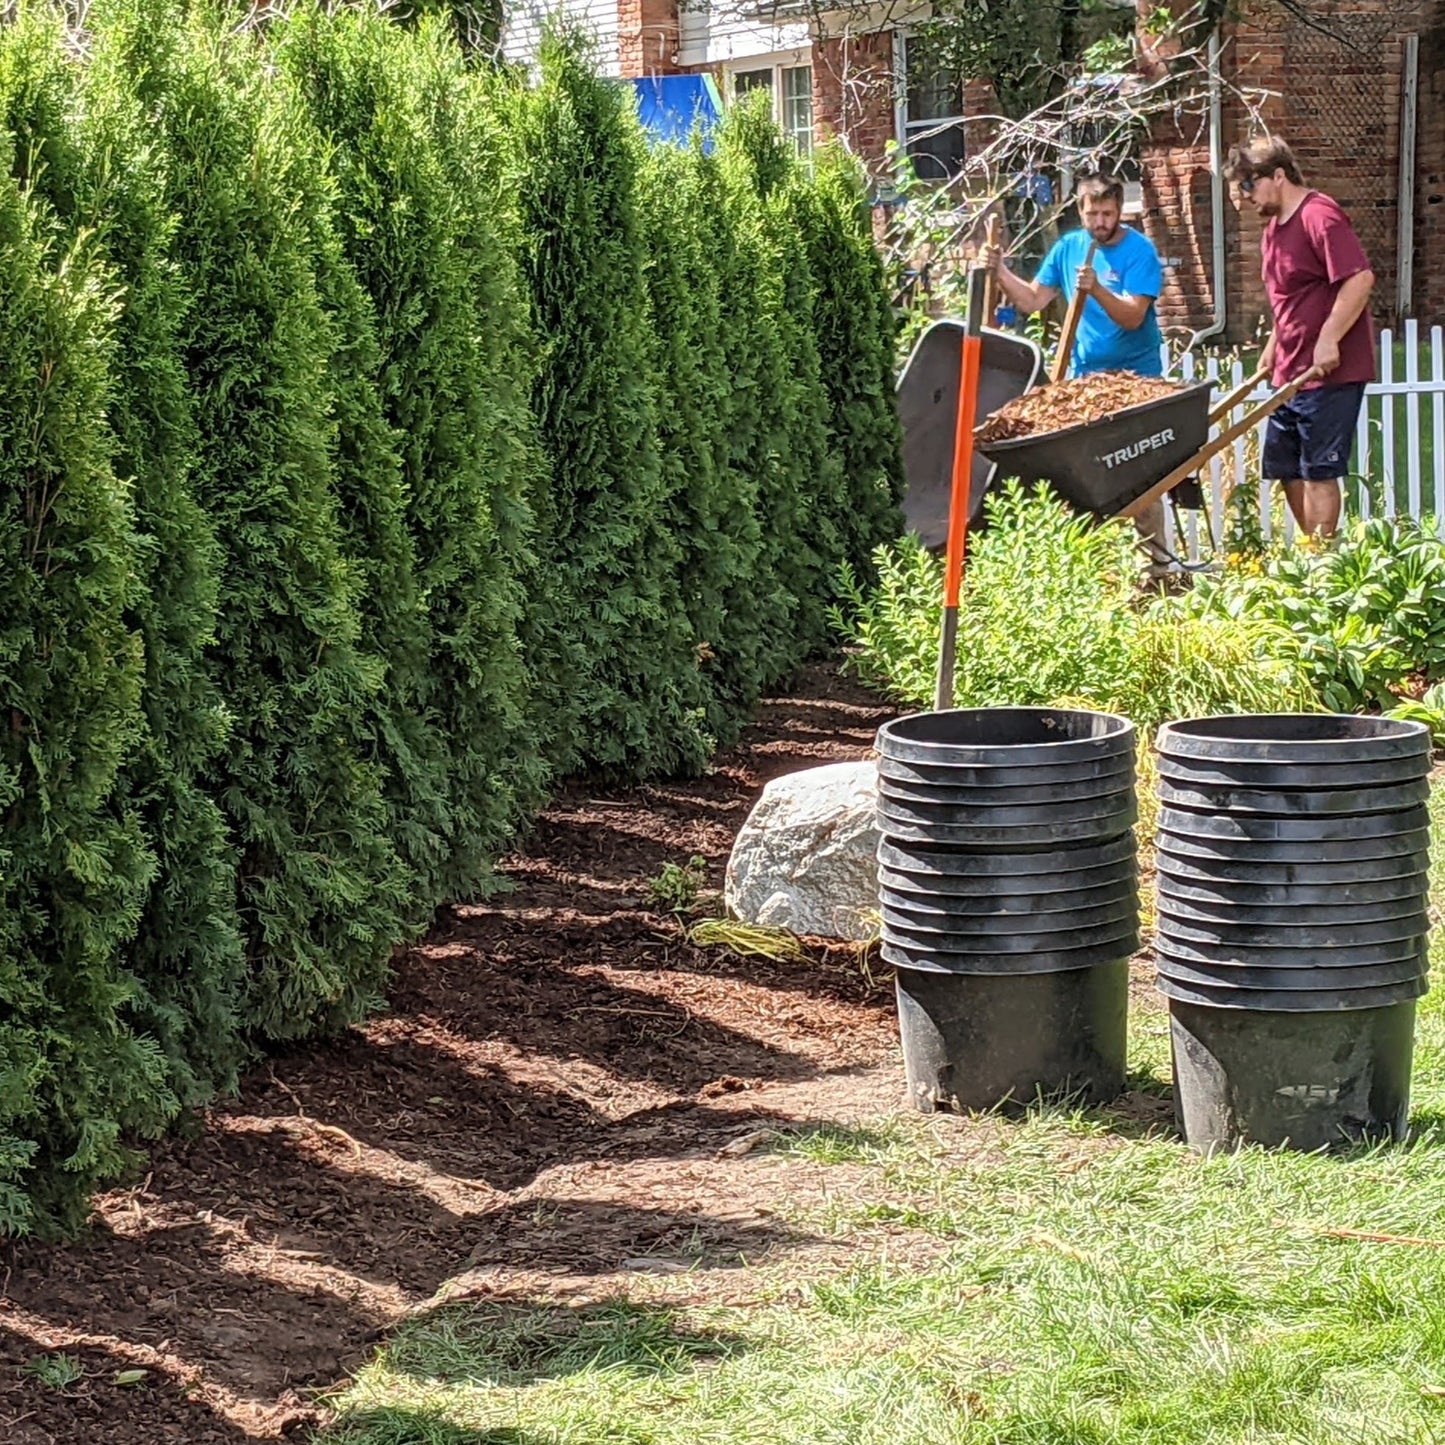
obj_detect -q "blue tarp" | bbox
[630,74,723,152]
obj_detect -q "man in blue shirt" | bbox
[984,172,1171,570]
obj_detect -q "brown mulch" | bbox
[975,371,1185,444]
[0,662,906,1443]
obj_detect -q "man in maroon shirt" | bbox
[1225,135,1376,538]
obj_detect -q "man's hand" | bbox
[1312,335,1341,376]
[982,243,1002,274]
[1260,334,1277,378]
[1075,265,1096,297]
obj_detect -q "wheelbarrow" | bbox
[971,364,1325,560]
[896,319,1045,549]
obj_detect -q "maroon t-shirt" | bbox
[1261,191,1375,389]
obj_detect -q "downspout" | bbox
[1185,27,1226,351]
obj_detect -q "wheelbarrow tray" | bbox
[896,320,1045,548]
[975,379,1213,519]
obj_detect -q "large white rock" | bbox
[725,761,879,942]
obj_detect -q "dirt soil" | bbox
[0,663,912,1443]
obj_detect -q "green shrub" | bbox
[838,482,1312,731]
[0,127,159,1235]
[276,4,541,913]
[796,146,905,583]
[147,6,409,1039]
[510,29,710,777]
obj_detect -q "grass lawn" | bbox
[314,785,1445,1445]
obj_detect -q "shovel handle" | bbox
[1050,240,1099,385]
[981,213,1002,324]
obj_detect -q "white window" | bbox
[896,32,965,183]
[727,59,814,156]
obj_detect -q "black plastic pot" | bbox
[882,934,1139,976]
[877,707,1134,768]
[884,913,1139,956]
[879,752,1134,790]
[1156,864,1428,907]
[1158,910,1429,950]
[879,768,1135,806]
[1158,804,1430,846]
[1157,973,1428,1013]
[1155,829,1432,873]
[879,786,1135,831]
[883,872,1138,915]
[1156,776,1430,817]
[894,964,1128,1111]
[1155,953,1427,993]
[1168,999,1416,1151]
[1156,932,1426,972]
[881,862,1137,906]
[1157,713,1431,764]
[878,834,1136,879]
[1157,893,1426,930]
[1156,753,1429,790]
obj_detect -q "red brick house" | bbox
[502,0,1445,343]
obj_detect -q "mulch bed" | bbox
[0,662,903,1443]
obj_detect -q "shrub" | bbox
[838,482,1312,731]
[510,29,710,777]
[276,4,541,913]
[0,126,159,1235]
[146,7,409,1039]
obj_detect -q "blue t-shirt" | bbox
[1037,227,1165,378]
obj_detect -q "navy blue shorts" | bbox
[1261,382,1366,482]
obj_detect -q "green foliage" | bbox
[0,7,903,1235]
[646,855,709,915]
[795,146,905,587]
[1187,516,1445,713]
[144,4,410,1039]
[838,482,1312,730]
[0,124,160,1235]
[510,29,711,777]
[25,1353,84,1390]
[276,4,542,913]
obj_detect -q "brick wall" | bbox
[1141,0,1441,343]
[1416,8,1445,318]
[618,0,681,77]
[812,30,895,173]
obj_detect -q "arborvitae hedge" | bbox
[511,31,712,778]
[0,3,905,1235]
[142,6,410,1040]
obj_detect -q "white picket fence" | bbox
[1165,319,1445,552]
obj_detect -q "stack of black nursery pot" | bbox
[874,707,1140,1112]
[1154,714,1432,1151]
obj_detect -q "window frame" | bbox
[722,53,815,156]
[893,30,968,185]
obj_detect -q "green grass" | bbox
[314,783,1445,1445]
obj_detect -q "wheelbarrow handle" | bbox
[1207,366,1270,426]
[1116,367,1326,523]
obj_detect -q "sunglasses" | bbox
[1238,177,1256,195]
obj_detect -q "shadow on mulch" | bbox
[0,664,902,1445]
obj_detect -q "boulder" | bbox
[724,760,879,942]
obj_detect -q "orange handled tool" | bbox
[934,267,988,712]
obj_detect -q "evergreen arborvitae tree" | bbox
[0,1,249,1113]
[717,100,845,675]
[276,5,542,909]
[636,141,756,746]
[136,5,409,1039]
[796,147,905,582]
[0,126,163,1235]
[510,28,711,777]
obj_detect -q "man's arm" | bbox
[1075,269,1154,331]
[986,251,1058,315]
[1313,270,1375,375]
